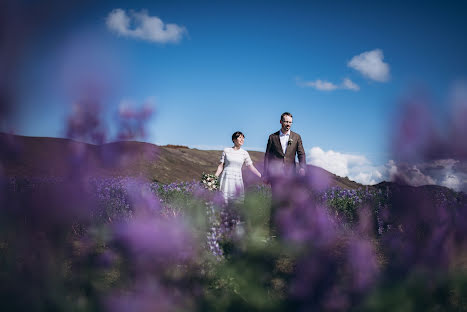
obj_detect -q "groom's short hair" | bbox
[281,112,293,121]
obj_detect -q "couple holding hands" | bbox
[215,112,306,203]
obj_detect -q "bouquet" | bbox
[201,173,219,191]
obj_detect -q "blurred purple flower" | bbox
[106,278,190,312]
[123,178,162,215]
[346,238,379,291]
[66,98,107,145]
[391,88,467,190]
[306,165,332,192]
[392,97,439,162]
[114,216,196,268]
[277,203,337,246]
[116,100,154,141]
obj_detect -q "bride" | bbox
[215,131,262,203]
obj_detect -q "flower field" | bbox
[2,174,467,311]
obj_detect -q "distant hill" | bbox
[0,133,368,188]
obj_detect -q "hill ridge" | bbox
[0,132,367,188]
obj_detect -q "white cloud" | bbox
[301,79,339,91]
[342,78,360,91]
[386,160,398,178]
[308,151,467,190]
[389,162,436,186]
[308,147,356,177]
[431,158,459,169]
[424,159,464,191]
[348,49,390,82]
[386,159,467,191]
[352,171,383,185]
[441,174,461,190]
[297,78,359,92]
[307,147,383,185]
[106,9,187,43]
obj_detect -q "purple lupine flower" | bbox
[113,216,196,269]
[346,238,379,291]
[106,278,190,312]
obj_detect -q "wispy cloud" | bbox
[342,78,360,91]
[297,78,360,92]
[106,9,187,44]
[301,79,339,91]
[348,49,390,82]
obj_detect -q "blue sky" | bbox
[10,0,467,184]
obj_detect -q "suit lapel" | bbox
[273,131,284,157]
[284,132,296,157]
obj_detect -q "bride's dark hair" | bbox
[232,131,245,142]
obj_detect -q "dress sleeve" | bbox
[219,150,226,163]
[244,151,253,167]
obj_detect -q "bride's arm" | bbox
[247,164,262,178]
[215,163,224,177]
[244,151,261,178]
[215,150,226,177]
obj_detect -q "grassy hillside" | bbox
[1,133,361,188]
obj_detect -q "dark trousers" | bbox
[267,171,306,238]
[268,181,281,237]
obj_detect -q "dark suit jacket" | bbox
[264,130,306,178]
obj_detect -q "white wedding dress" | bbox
[219,147,253,203]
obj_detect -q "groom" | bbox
[264,112,306,236]
[264,112,306,181]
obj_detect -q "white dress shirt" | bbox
[279,130,290,154]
